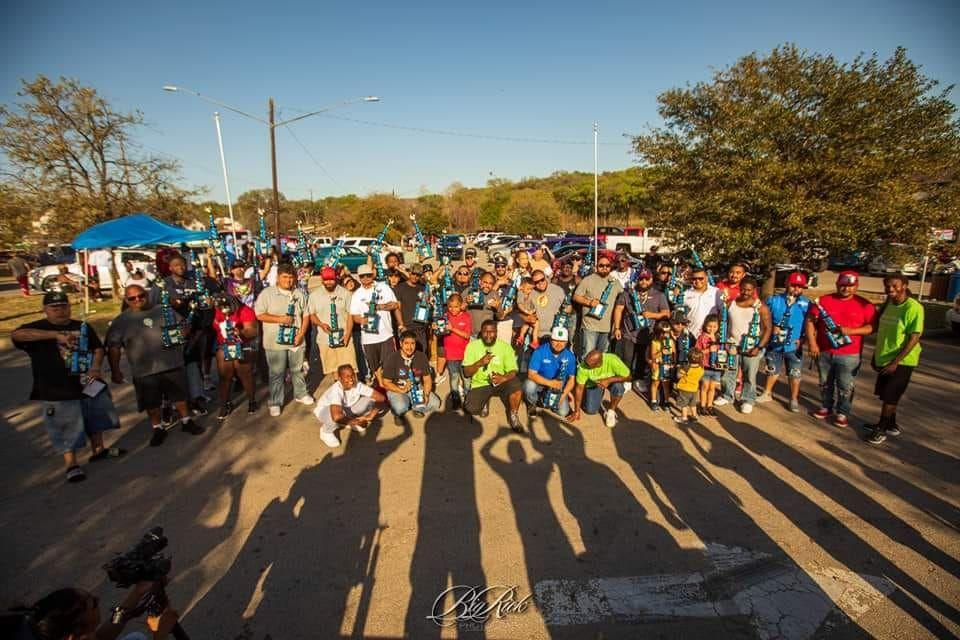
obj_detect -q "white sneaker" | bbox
[269,405,281,417]
[714,397,730,406]
[755,392,773,404]
[632,380,648,395]
[320,431,341,447]
[350,424,367,435]
[604,409,617,428]
[295,395,315,406]
[740,403,754,414]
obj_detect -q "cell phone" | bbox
[83,379,106,398]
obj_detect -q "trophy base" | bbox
[587,302,608,320]
[363,316,381,334]
[328,329,345,348]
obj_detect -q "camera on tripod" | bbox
[103,526,172,588]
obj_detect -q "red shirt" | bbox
[807,293,876,355]
[695,332,719,368]
[213,305,257,345]
[443,310,472,360]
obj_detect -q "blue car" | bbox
[438,234,465,262]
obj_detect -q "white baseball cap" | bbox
[551,326,570,342]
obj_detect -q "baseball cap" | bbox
[422,263,434,272]
[493,256,508,266]
[551,326,570,342]
[465,248,477,258]
[787,272,808,287]
[357,264,374,276]
[637,269,653,279]
[670,311,688,325]
[320,266,337,280]
[837,270,859,286]
[43,291,70,306]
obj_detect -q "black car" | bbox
[438,234,465,262]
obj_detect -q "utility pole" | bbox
[269,98,281,242]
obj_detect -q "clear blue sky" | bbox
[2,0,957,203]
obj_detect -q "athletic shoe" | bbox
[320,431,341,448]
[788,400,800,413]
[866,427,887,445]
[650,402,661,413]
[66,466,86,483]
[149,427,168,447]
[713,397,730,407]
[633,380,648,395]
[191,399,209,417]
[672,415,686,424]
[605,409,617,428]
[480,403,489,418]
[394,414,406,427]
[509,412,524,433]
[247,401,258,415]
[350,423,367,435]
[755,392,773,404]
[181,420,205,435]
[833,414,849,428]
[740,403,754,414]
[295,395,315,406]
[269,406,281,417]
[812,407,830,420]
[450,394,462,411]
[885,423,901,436]
[218,402,233,421]
[412,410,426,419]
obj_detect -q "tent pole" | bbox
[84,249,90,316]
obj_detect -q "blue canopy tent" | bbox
[71,213,208,313]
[72,213,207,249]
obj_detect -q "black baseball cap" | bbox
[43,292,70,306]
[465,248,477,258]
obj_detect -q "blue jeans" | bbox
[720,351,763,404]
[265,347,307,408]
[582,382,625,415]
[816,352,860,416]
[765,349,803,379]
[446,360,471,398]
[579,329,610,360]
[386,390,442,416]
[522,378,571,416]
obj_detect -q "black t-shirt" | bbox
[393,282,425,325]
[158,273,221,327]
[13,319,103,401]
[382,349,430,384]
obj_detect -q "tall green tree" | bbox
[632,45,960,270]
[501,189,561,235]
[413,194,449,236]
[477,178,512,229]
[0,75,202,237]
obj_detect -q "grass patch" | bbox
[0,295,121,337]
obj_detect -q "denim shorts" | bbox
[42,390,120,454]
[765,349,803,379]
[702,369,722,383]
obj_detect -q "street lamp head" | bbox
[162,85,180,92]
[363,96,380,102]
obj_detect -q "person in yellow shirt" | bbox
[674,347,705,424]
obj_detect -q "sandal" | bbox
[66,466,87,483]
[90,447,127,462]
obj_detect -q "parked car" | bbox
[604,227,679,255]
[485,235,523,256]
[313,246,370,274]
[28,249,156,293]
[867,255,902,276]
[474,231,500,247]
[438,234,466,262]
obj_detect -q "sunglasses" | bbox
[359,273,374,279]
[532,278,546,284]
[691,277,706,281]
[597,263,612,268]
[126,294,146,301]
[457,271,469,275]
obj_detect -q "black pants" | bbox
[618,338,650,379]
[463,377,523,415]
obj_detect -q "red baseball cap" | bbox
[837,270,859,286]
[787,272,808,287]
[320,266,337,280]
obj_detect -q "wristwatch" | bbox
[110,604,128,625]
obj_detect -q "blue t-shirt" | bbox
[528,343,577,381]
[765,293,810,353]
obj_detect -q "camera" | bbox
[103,527,172,588]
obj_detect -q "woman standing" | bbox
[212,293,259,419]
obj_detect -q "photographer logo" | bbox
[426,584,533,628]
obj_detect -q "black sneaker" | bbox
[218,402,233,421]
[509,412,524,433]
[150,427,168,447]
[247,400,259,415]
[191,399,209,417]
[450,394,462,411]
[650,403,661,413]
[394,414,406,428]
[866,427,887,445]
[885,423,902,437]
[181,420,205,436]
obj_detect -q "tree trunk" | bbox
[761,266,777,298]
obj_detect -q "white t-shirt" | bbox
[349,282,397,345]
[682,285,723,337]
[315,380,374,414]
[611,268,633,288]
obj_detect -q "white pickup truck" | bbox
[602,227,677,255]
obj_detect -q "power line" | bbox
[278,107,632,146]
[281,124,342,188]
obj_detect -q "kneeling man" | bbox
[382,330,442,426]
[313,364,386,448]
[571,349,631,428]
[523,326,577,418]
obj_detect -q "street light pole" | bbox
[213,112,238,246]
[593,121,599,267]
[269,98,281,243]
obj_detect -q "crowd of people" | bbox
[12,238,927,485]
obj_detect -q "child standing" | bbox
[674,347,705,423]
[647,319,674,412]
[443,293,473,411]
[696,314,723,416]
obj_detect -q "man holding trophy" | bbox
[308,266,356,378]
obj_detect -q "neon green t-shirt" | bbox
[463,338,518,389]
[575,352,630,387]
[874,297,924,367]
